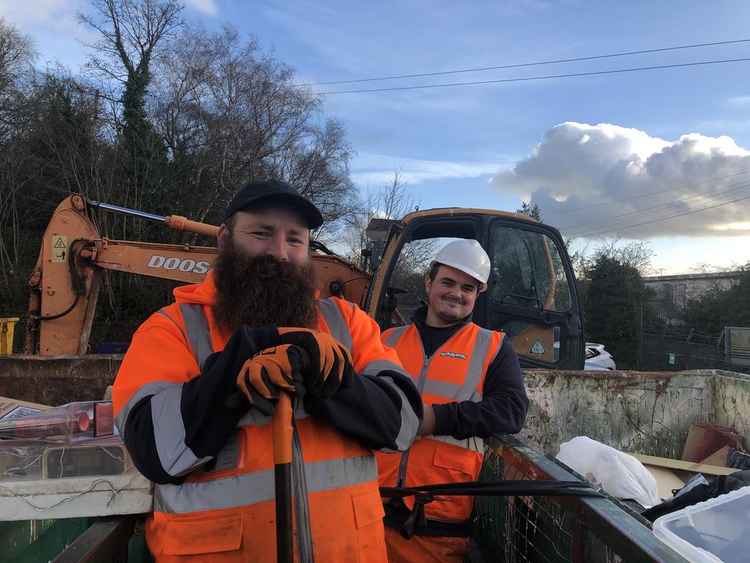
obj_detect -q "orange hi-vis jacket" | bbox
[377,322,504,524]
[113,272,418,562]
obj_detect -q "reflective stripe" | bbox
[180,303,214,369]
[460,328,492,401]
[115,381,177,440]
[359,359,419,452]
[422,380,484,402]
[237,402,309,428]
[378,376,420,452]
[429,435,485,454]
[421,328,492,402]
[384,325,409,348]
[150,384,212,476]
[397,350,428,487]
[317,298,352,350]
[155,455,377,514]
[360,359,404,376]
[212,432,241,472]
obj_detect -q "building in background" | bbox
[644,271,743,325]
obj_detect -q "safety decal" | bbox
[440,351,467,360]
[530,340,545,355]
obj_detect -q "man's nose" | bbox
[445,289,461,301]
[266,233,289,262]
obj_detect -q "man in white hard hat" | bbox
[377,239,529,563]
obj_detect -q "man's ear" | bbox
[424,275,432,295]
[217,223,230,252]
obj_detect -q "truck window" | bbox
[487,224,572,313]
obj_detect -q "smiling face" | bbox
[424,264,481,327]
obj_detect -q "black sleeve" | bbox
[122,326,279,484]
[123,396,184,484]
[305,369,423,451]
[431,337,529,440]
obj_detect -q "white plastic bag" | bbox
[556,436,660,507]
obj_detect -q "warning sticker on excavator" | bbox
[51,235,68,263]
[530,340,546,355]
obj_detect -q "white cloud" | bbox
[727,96,750,108]
[493,122,750,239]
[185,0,218,16]
[0,0,84,33]
[0,0,91,69]
[0,0,69,24]
[351,152,506,186]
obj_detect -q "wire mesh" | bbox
[473,444,636,563]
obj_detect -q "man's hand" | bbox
[419,403,436,436]
[277,328,353,398]
[236,344,304,415]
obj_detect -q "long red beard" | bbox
[212,240,317,333]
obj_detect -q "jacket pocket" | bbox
[352,490,388,563]
[352,489,385,529]
[427,446,481,522]
[433,445,481,479]
[161,512,243,555]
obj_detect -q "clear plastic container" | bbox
[653,485,750,562]
[0,401,113,442]
[0,436,131,481]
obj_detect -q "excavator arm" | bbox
[25,195,370,356]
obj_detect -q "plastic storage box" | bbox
[653,485,750,562]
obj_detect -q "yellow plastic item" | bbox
[0,317,19,355]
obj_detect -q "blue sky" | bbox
[4,0,750,273]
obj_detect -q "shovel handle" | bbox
[273,391,294,563]
[273,393,294,465]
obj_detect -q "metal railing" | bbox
[474,436,687,563]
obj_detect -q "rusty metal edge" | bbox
[51,516,136,563]
[491,435,689,563]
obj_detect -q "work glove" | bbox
[235,344,307,416]
[277,328,353,399]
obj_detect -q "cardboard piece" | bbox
[644,465,684,500]
[631,453,740,476]
[0,396,49,421]
[699,445,732,467]
[682,424,743,463]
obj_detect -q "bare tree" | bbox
[593,239,654,275]
[149,26,357,233]
[79,0,183,86]
[79,0,183,233]
[0,18,33,94]
[343,172,416,264]
[0,19,34,142]
[570,237,654,281]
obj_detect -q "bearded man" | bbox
[113,179,422,562]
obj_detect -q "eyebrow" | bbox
[243,224,306,235]
[439,277,477,289]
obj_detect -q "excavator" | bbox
[23,193,584,369]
